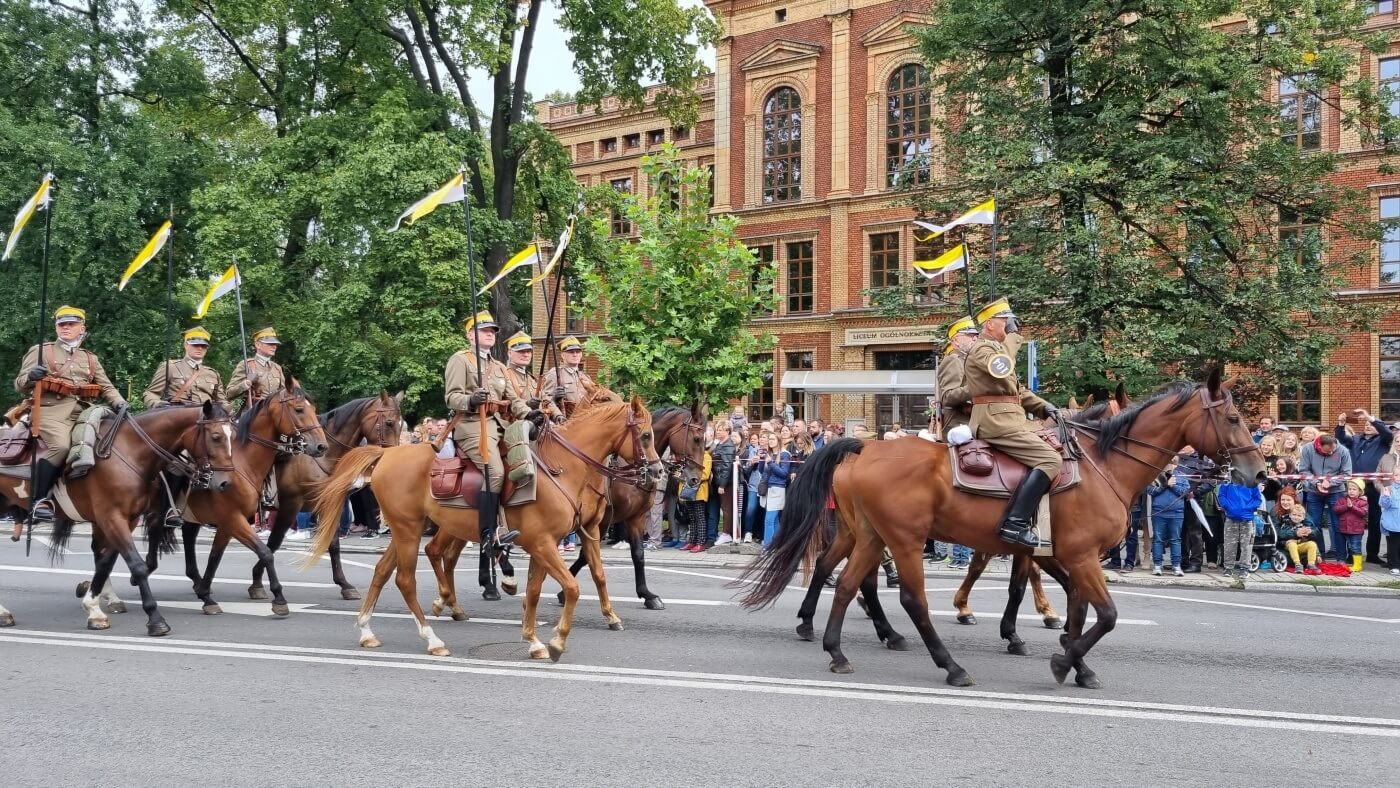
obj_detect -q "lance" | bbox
[161,204,175,401]
[458,160,499,586]
[25,175,55,556]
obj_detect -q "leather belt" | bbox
[972,395,1020,405]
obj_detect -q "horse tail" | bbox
[48,510,77,564]
[302,446,384,568]
[736,438,865,610]
[143,509,179,556]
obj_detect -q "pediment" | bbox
[739,39,822,72]
[860,11,934,47]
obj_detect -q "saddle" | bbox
[429,448,520,509]
[949,428,1080,499]
[0,423,40,465]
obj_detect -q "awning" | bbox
[779,370,936,394]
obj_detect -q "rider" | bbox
[938,315,980,434]
[13,306,128,523]
[142,327,231,410]
[964,298,1060,549]
[444,311,545,598]
[543,336,595,417]
[226,327,287,411]
[502,331,563,422]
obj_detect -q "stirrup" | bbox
[498,528,520,546]
[163,509,184,529]
[29,499,55,523]
[998,522,1040,549]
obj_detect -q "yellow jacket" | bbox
[694,451,713,503]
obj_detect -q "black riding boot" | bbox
[997,468,1052,549]
[882,556,901,588]
[478,490,502,600]
[27,460,60,523]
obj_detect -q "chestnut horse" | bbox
[304,397,664,660]
[740,370,1264,689]
[43,401,237,635]
[250,392,403,601]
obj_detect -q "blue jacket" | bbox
[1335,421,1394,474]
[761,450,792,489]
[1380,485,1400,534]
[1148,471,1191,516]
[1217,483,1263,521]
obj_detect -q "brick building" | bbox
[537,0,1400,432]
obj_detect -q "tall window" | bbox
[1277,374,1321,425]
[869,232,900,292]
[564,289,584,334]
[748,353,775,422]
[886,64,932,187]
[750,245,774,315]
[1373,1,1395,14]
[762,88,802,203]
[1279,76,1321,151]
[1383,197,1400,285]
[786,240,813,314]
[1278,207,1321,286]
[1383,337,1400,422]
[785,351,813,422]
[610,177,632,236]
[1382,57,1400,131]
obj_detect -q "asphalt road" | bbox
[3,533,1400,787]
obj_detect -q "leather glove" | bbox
[1043,403,1059,418]
[552,414,567,425]
[526,409,547,430]
[468,389,490,407]
[525,397,541,409]
[1005,315,1020,334]
[26,366,48,383]
[552,386,567,400]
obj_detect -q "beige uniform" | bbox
[445,349,531,492]
[542,365,594,410]
[226,356,287,409]
[505,363,563,420]
[142,359,230,410]
[14,342,125,464]
[937,350,973,432]
[964,333,1060,476]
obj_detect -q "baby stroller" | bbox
[1250,509,1288,574]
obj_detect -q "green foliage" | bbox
[574,148,776,410]
[908,0,1394,401]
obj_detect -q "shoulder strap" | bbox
[87,350,96,379]
[169,363,200,402]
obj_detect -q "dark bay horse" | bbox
[740,370,1264,689]
[44,401,236,635]
[250,392,402,601]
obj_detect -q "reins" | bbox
[101,406,235,487]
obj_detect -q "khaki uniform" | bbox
[226,356,287,409]
[964,333,1060,476]
[445,349,531,492]
[142,359,230,410]
[505,363,563,420]
[937,350,973,432]
[542,365,594,409]
[14,342,125,464]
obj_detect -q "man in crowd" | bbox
[1252,416,1274,444]
[1300,433,1353,562]
[1176,445,1217,573]
[1334,410,1388,563]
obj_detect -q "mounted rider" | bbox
[543,336,594,417]
[142,327,231,410]
[964,298,1060,549]
[502,331,563,422]
[226,327,286,411]
[13,306,128,523]
[938,316,980,435]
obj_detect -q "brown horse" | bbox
[43,401,237,635]
[304,397,664,660]
[250,392,402,601]
[740,370,1264,689]
[160,386,328,616]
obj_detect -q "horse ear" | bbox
[1069,395,1082,410]
[393,390,405,406]
[1206,366,1222,396]
[202,400,214,418]
[1222,375,1239,392]
[1114,381,1129,407]
[631,393,645,415]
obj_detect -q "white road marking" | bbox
[158,599,531,626]
[2,628,1396,737]
[0,563,342,590]
[1109,589,1400,624]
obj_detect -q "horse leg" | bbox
[629,519,663,610]
[536,547,580,662]
[99,578,128,615]
[425,533,467,621]
[389,532,446,656]
[234,525,291,616]
[1028,562,1062,629]
[182,521,203,592]
[356,546,397,648]
[580,518,623,631]
[797,526,853,641]
[1052,561,1117,689]
[328,527,359,600]
[250,509,291,600]
[79,549,120,630]
[121,543,170,637]
[556,532,591,605]
[1000,554,1033,656]
[196,529,230,614]
[497,546,517,596]
[521,556,549,659]
[952,551,993,625]
[0,601,12,627]
[858,572,909,651]
[822,535,883,675]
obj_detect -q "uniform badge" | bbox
[988,354,1014,379]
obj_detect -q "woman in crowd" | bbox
[1279,431,1302,463]
[1258,435,1279,464]
[759,430,791,548]
[709,422,737,545]
[789,427,814,484]
[740,432,766,544]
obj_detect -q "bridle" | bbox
[241,389,326,455]
[535,405,659,488]
[657,413,707,476]
[325,399,399,453]
[101,406,236,490]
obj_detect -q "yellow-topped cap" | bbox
[506,331,533,351]
[252,327,280,344]
[558,336,583,352]
[53,305,86,324]
[183,327,212,345]
[946,316,977,340]
[462,310,497,333]
[974,297,1013,325]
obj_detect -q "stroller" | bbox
[1250,509,1288,574]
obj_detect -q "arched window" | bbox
[762,88,802,203]
[886,64,932,188]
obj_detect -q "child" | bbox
[1279,503,1320,575]
[1331,479,1369,571]
[1380,469,1400,576]
[1216,482,1263,578]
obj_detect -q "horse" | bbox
[304,397,664,660]
[250,392,402,601]
[739,369,1264,689]
[42,401,237,635]
[156,386,328,617]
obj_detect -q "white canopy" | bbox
[779,370,936,394]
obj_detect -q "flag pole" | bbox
[960,226,975,320]
[987,191,1000,298]
[232,258,249,375]
[527,166,560,392]
[26,175,55,556]
[458,161,497,584]
[162,204,174,401]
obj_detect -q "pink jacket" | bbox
[1332,494,1369,535]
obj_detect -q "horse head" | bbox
[362,391,403,448]
[1183,368,1266,484]
[252,385,328,457]
[195,399,236,492]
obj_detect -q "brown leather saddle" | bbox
[429,449,517,509]
[949,429,1080,499]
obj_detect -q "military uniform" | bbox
[937,316,979,433]
[142,328,230,409]
[444,315,531,494]
[542,335,594,414]
[502,332,563,420]
[226,327,287,409]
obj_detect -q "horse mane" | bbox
[237,385,309,441]
[560,399,631,430]
[1072,380,1198,456]
[650,405,691,423]
[322,395,376,434]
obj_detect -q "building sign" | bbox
[843,325,938,346]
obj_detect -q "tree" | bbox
[905,0,1391,399]
[574,149,776,410]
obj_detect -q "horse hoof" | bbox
[885,635,911,652]
[202,604,222,616]
[829,661,855,675]
[359,637,381,649]
[271,603,290,617]
[0,613,13,627]
[107,601,127,614]
[248,586,269,601]
[956,614,977,626]
[1050,653,1072,685]
[428,645,451,657]
[1075,671,1102,690]
[501,580,518,596]
[643,597,666,611]
[148,621,172,637]
[482,587,501,602]
[946,670,976,688]
[547,643,564,662]
[87,619,110,631]
[431,600,445,617]
[608,620,624,632]
[451,610,468,622]
[529,646,549,660]
[1007,640,1030,657]
[341,587,360,601]
[795,623,815,642]
[1043,616,1063,630]
[76,581,90,598]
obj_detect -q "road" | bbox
[2,533,1399,787]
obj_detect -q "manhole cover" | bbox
[468,641,531,660]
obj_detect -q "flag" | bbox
[913,198,997,241]
[477,243,541,296]
[391,173,464,231]
[912,243,967,280]
[194,265,240,318]
[525,215,575,287]
[3,173,54,262]
[118,220,172,290]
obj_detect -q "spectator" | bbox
[790,428,814,484]
[1149,458,1190,576]
[1334,409,1393,564]
[1252,416,1274,443]
[682,444,712,553]
[710,422,737,545]
[740,433,765,544]
[1331,479,1368,571]
[1278,430,1302,464]
[775,399,795,426]
[643,486,665,551]
[779,425,794,451]
[767,415,784,435]
[1299,433,1352,561]
[1278,501,1321,575]
[808,420,825,450]
[1263,456,1297,508]
[729,406,748,435]
[1217,482,1262,578]
[1298,425,1320,443]
[1380,467,1400,575]
[1176,445,1217,573]
[822,427,836,445]
[759,431,791,548]
[1258,435,1278,463]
